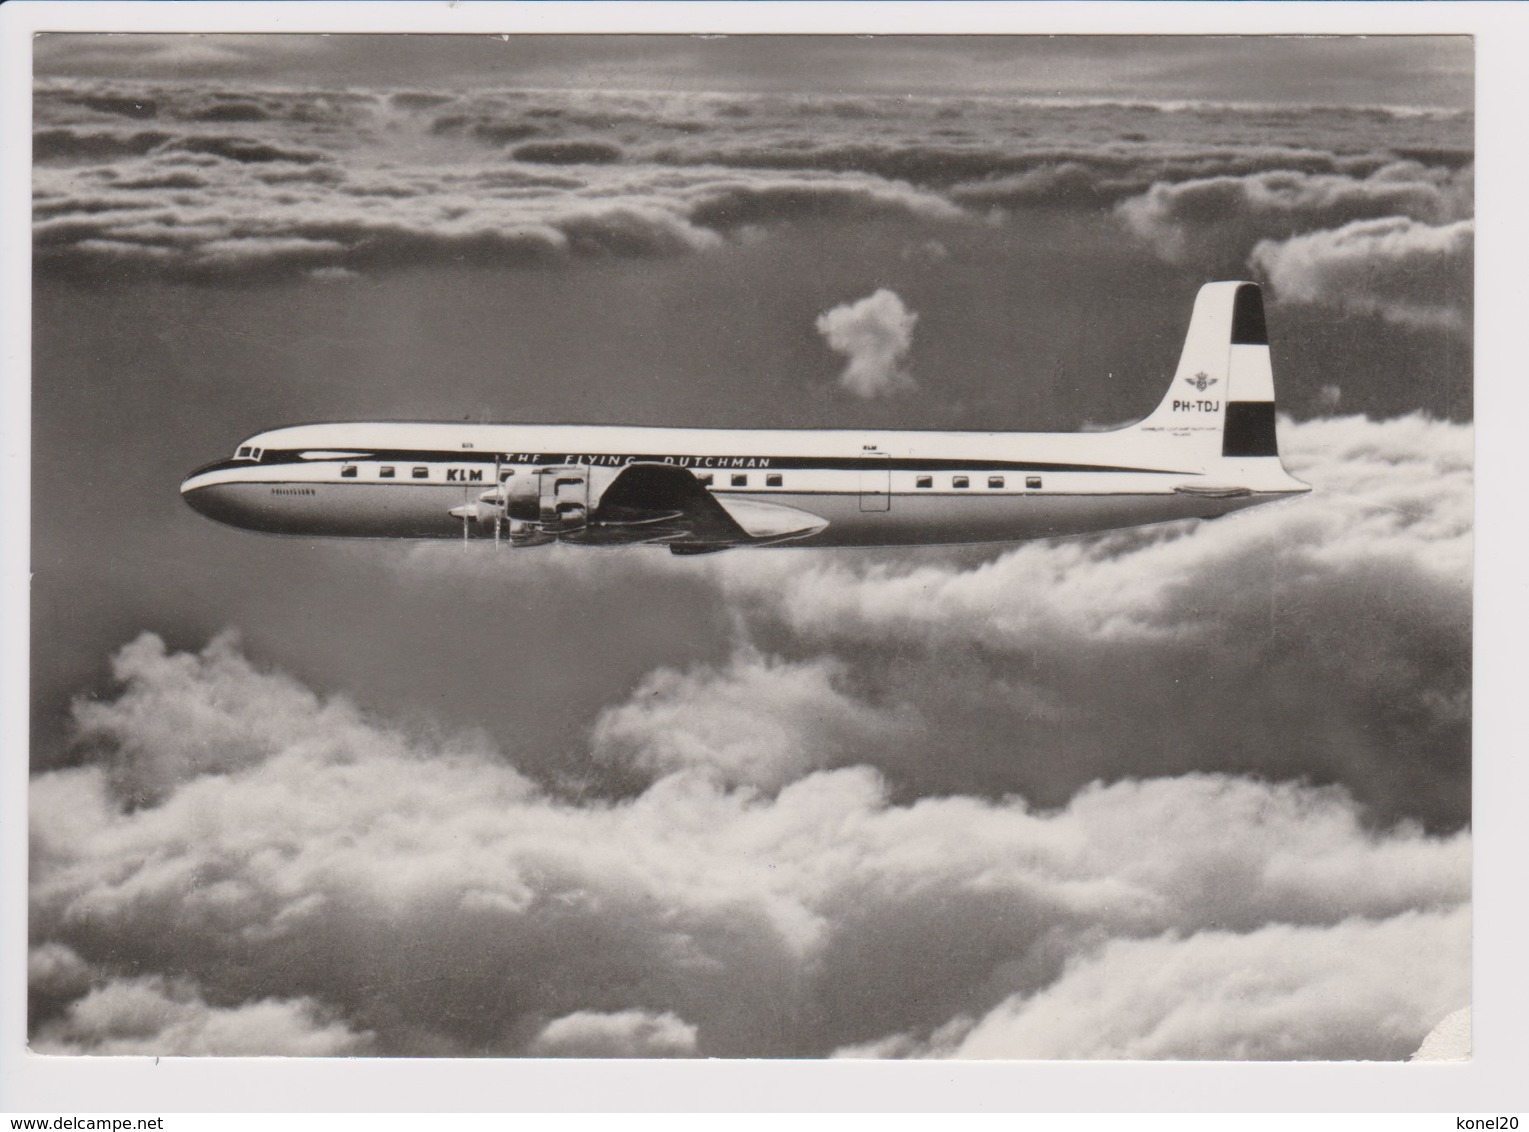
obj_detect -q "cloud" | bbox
[31,79,1471,283]
[31,617,1468,1058]
[591,652,900,790]
[530,1009,699,1057]
[1250,217,1474,331]
[67,629,459,807]
[31,147,956,282]
[694,414,1471,829]
[31,971,373,1056]
[947,147,1381,213]
[685,178,960,230]
[853,907,1468,1060]
[1115,163,1472,265]
[816,289,919,397]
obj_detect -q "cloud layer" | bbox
[31,653,1469,1059]
[32,967,372,1057]
[30,414,1471,1059]
[1251,217,1474,331]
[868,907,1470,1060]
[29,69,1472,1062]
[34,79,1472,314]
[1116,162,1472,263]
[626,414,1471,829]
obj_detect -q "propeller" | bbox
[448,503,472,548]
[446,455,514,550]
[493,455,503,547]
[480,458,518,548]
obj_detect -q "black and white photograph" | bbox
[9,4,1499,1098]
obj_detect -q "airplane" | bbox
[180,280,1310,553]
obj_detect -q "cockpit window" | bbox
[236,446,252,459]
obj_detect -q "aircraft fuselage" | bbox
[181,420,1296,548]
[181,282,1311,552]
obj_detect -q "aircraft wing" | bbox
[574,462,827,553]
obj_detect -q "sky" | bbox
[23,31,1475,1065]
[33,33,1474,107]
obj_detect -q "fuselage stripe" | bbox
[196,450,1192,477]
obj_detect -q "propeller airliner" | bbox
[181,281,1309,553]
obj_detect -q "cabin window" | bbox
[916,475,933,489]
[696,473,714,486]
[731,474,748,487]
[412,466,429,479]
[953,476,969,489]
[1026,476,1043,489]
[989,476,1005,489]
[766,473,783,487]
[340,465,357,479]
[379,466,395,479]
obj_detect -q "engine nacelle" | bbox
[495,466,591,533]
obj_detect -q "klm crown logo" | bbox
[1184,371,1219,393]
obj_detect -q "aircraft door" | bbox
[858,452,891,512]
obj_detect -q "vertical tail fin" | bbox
[1131,281,1285,470]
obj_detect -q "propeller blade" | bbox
[494,455,503,547]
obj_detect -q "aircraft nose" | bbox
[180,465,243,524]
[180,477,217,519]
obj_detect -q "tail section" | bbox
[1222,283,1278,458]
[1130,281,1303,489]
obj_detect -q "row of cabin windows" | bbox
[917,475,1043,490]
[339,465,431,479]
[704,473,1043,490]
[332,466,1042,490]
[695,473,784,488]
[702,473,1044,490]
